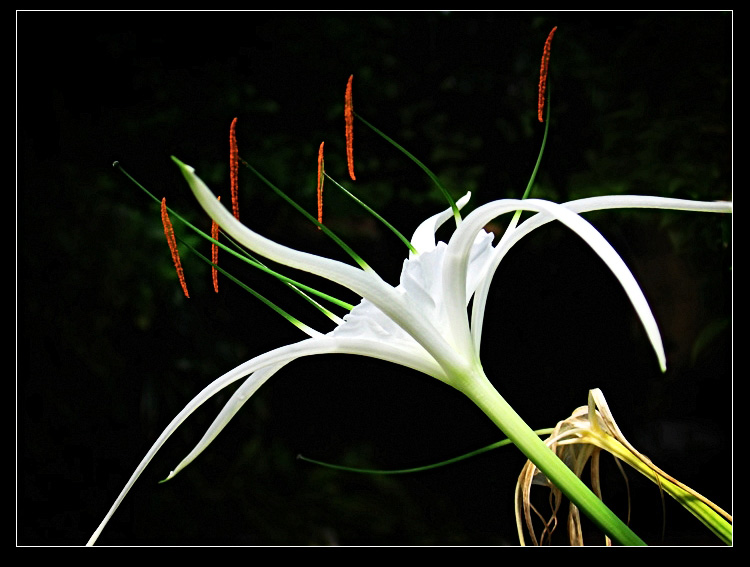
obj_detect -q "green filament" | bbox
[324,172,418,255]
[114,161,354,312]
[355,113,461,226]
[298,429,555,475]
[241,159,372,272]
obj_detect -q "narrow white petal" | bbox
[564,195,732,216]
[410,192,472,256]
[174,157,384,296]
[166,335,447,480]
[174,158,470,377]
[87,340,316,546]
[508,196,732,245]
[470,196,732,355]
[87,334,444,546]
[448,199,669,372]
[165,362,289,479]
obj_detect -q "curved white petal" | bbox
[409,192,472,256]
[174,158,471,378]
[165,362,289,479]
[446,198,669,372]
[521,196,732,250]
[470,196,732,358]
[87,334,446,546]
[172,306,455,477]
[563,195,732,216]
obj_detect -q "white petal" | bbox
[170,325,447,478]
[174,158,471,377]
[470,197,732,355]
[563,195,732,216]
[174,157,384,296]
[409,192,472,256]
[165,362,289,479]
[448,198,668,371]
[87,334,446,546]
[464,230,496,298]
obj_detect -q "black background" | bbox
[18,11,731,545]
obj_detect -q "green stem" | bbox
[459,368,646,546]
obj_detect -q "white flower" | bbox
[86,158,731,545]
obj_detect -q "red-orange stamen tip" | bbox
[229,117,240,220]
[160,197,190,298]
[317,142,325,229]
[345,75,356,181]
[537,26,557,123]
[211,195,220,293]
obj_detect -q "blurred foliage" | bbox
[18,12,730,545]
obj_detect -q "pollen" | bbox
[160,197,190,298]
[538,26,557,123]
[317,142,325,229]
[211,196,221,293]
[229,117,240,220]
[345,75,356,181]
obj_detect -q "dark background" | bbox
[18,11,731,545]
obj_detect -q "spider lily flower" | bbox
[516,388,733,545]
[86,157,731,546]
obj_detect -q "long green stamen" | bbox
[216,229,347,324]
[241,159,372,272]
[355,113,461,226]
[298,429,555,475]
[323,172,418,255]
[114,161,354,312]
[180,237,319,336]
[504,89,553,235]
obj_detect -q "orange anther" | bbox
[538,26,557,123]
[229,117,240,220]
[345,75,356,181]
[211,196,221,293]
[317,142,325,229]
[160,197,190,298]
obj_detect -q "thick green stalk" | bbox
[459,368,646,546]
